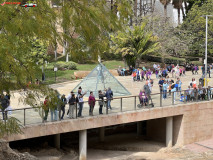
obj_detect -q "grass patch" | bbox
[40,60,124,85]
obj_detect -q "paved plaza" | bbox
[6,70,213,125]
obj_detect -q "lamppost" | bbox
[203,15,213,88]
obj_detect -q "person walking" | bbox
[68,92,77,118]
[98,90,104,114]
[105,87,113,110]
[88,92,96,116]
[60,94,67,120]
[77,87,87,118]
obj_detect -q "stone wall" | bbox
[4,101,213,146]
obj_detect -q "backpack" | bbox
[76,94,81,103]
[171,84,175,89]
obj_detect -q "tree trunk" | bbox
[184,1,187,11]
[134,0,137,25]
[140,0,142,17]
[66,42,69,62]
[164,5,167,23]
[66,53,69,62]
[178,8,180,25]
[63,40,66,56]
[181,4,185,19]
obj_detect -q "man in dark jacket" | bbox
[105,87,113,110]
[0,94,9,120]
[60,94,67,120]
[98,90,105,114]
[68,91,77,119]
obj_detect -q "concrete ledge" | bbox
[4,101,213,145]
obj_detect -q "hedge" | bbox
[55,61,77,70]
[164,57,186,65]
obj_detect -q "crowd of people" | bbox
[42,87,114,122]
[129,63,188,82]
[137,63,213,107]
[2,63,213,121]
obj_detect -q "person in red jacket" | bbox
[43,97,49,122]
[88,92,96,116]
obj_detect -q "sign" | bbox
[54,67,58,72]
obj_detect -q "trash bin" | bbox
[199,78,204,87]
[204,78,210,87]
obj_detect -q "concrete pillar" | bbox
[137,122,142,136]
[99,127,105,142]
[166,117,173,147]
[79,130,87,160]
[54,134,60,149]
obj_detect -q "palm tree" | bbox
[172,0,184,25]
[160,0,171,22]
[111,23,160,67]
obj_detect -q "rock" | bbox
[0,140,38,160]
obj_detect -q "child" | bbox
[132,71,137,81]
[88,92,96,116]
[186,86,191,102]
[179,94,185,102]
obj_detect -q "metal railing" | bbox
[0,87,213,126]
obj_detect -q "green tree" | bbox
[180,0,213,56]
[0,0,132,138]
[58,0,132,63]
[111,22,160,67]
[0,1,60,138]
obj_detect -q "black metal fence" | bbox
[0,88,213,126]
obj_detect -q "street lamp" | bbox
[202,15,213,88]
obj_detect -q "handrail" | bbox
[0,87,212,127]
[0,87,211,112]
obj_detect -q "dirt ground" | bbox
[29,146,213,160]
[27,134,213,160]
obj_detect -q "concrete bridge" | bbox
[4,97,213,160]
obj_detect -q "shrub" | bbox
[55,61,77,70]
[191,61,203,66]
[164,57,186,65]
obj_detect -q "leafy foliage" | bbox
[0,117,23,138]
[0,0,132,138]
[58,0,132,62]
[30,39,49,65]
[180,0,213,56]
[111,22,160,67]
